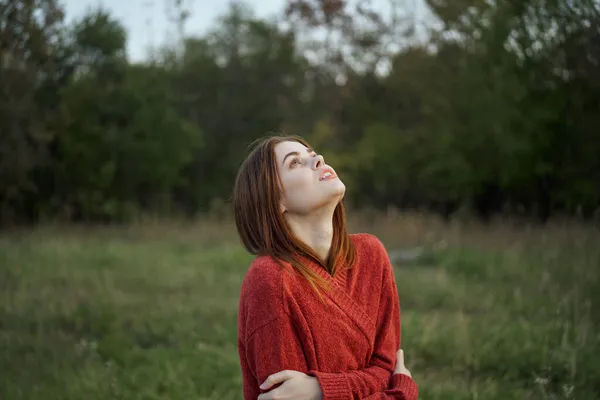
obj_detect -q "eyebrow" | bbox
[282,148,313,166]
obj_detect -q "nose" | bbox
[313,154,324,170]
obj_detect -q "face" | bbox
[274,140,345,216]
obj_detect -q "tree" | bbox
[167,2,311,213]
[0,0,71,224]
[49,10,201,221]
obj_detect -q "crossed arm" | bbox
[257,349,418,400]
[239,255,418,400]
[240,314,418,400]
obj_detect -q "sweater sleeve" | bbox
[307,237,412,400]
[361,374,419,400]
[239,314,309,400]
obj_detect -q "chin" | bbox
[327,182,346,204]
[307,189,345,214]
[331,179,346,196]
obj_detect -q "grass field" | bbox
[1,214,599,399]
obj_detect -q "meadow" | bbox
[1,213,599,399]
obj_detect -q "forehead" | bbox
[274,141,309,162]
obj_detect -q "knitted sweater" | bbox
[237,233,419,400]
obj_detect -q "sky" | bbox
[61,0,285,61]
[60,0,433,62]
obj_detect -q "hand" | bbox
[394,349,412,378]
[257,370,323,400]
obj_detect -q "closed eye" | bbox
[283,148,317,168]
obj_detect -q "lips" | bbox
[319,167,337,181]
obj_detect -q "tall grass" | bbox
[1,212,598,399]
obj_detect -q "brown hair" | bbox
[233,134,356,297]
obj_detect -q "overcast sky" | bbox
[60,0,432,62]
[61,0,284,61]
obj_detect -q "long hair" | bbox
[233,134,356,297]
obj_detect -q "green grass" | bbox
[0,216,599,399]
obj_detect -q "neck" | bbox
[285,205,336,264]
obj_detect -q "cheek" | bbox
[281,172,313,198]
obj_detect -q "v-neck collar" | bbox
[298,255,376,340]
[296,254,348,288]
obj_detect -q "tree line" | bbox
[1,0,599,226]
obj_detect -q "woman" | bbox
[233,135,418,399]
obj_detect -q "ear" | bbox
[279,201,287,214]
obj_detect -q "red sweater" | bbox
[237,233,419,400]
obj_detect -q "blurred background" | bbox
[2,0,599,224]
[1,0,599,399]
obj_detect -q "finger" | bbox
[259,370,295,390]
[397,349,404,366]
[257,388,282,400]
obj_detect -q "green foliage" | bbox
[47,11,201,221]
[52,64,201,220]
[0,0,599,224]
[0,0,67,223]
[166,4,310,211]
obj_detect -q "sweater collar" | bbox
[299,253,377,342]
[298,254,349,289]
